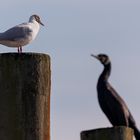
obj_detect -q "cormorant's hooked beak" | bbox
[91,54,99,60]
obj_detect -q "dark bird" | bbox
[91,53,140,140]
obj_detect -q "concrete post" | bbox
[0,53,51,140]
[81,126,133,140]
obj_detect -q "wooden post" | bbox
[81,126,134,140]
[0,53,51,140]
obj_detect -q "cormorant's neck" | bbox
[99,62,111,82]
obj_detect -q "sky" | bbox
[1,0,140,140]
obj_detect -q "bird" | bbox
[0,14,44,53]
[91,53,140,140]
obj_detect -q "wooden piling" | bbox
[81,126,133,140]
[0,53,51,140]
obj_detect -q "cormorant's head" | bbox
[91,54,110,66]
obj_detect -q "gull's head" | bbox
[29,14,44,26]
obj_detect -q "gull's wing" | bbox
[0,23,32,41]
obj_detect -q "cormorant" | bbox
[91,53,140,140]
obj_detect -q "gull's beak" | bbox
[39,20,44,26]
[91,54,99,60]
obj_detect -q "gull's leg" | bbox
[18,47,20,53]
[20,47,22,53]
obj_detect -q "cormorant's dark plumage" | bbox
[91,53,140,140]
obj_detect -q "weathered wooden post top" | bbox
[81,126,134,140]
[0,53,51,140]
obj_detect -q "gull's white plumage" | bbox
[0,14,44,53]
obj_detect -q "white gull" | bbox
[0,14,44,53]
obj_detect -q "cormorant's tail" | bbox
[133,126,140,140]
